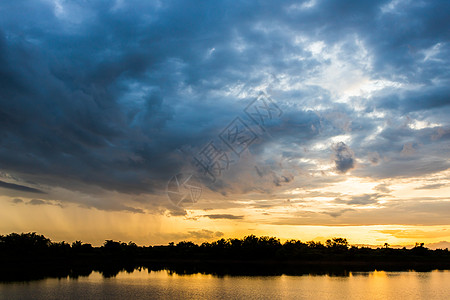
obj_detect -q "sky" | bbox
[0,0,450,248]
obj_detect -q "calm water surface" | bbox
[1,269,449,300]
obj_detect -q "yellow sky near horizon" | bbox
[1,168,449,248]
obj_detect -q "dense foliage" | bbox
[1,232,449,262]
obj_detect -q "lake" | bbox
[1,269,449,299]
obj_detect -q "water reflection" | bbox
[1,269,449,300]
[1,261,447,282]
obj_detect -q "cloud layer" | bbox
[0,0,449,226]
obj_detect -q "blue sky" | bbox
[0,0,449,246]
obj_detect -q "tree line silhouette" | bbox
[1,232,449,261]
[1,232,449,281]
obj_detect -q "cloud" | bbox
[347,194,381,205]
[162,229,225,243]
[28,199,48,205]
[367,152,381,165]
[11,198,23,204]
[378,229,450,239]
[82,202,145,214]
[187,229,224,240]
[333,194,381,206]
[166,207,188,217]
[415,183,447,190]
[374,183,391,193]
[332,142,355,173]
[321,208,353,218]
[8,197,61,206]
[10,198,64,207]
[426,241,450,250]
[0,0,449,218]
[269,198,450,226]
[401,142,415,156]
[0,180,45,194]
[204,214,244,220]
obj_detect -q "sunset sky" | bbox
[1,0,449,248]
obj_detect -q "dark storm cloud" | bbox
[0,180,45,194]
[353,128,450,179]
[373,86,450,113]
[291,0,450,82]
[0,0,238,197]
[0,0,449,212]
